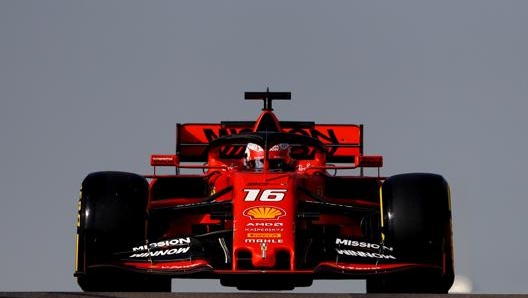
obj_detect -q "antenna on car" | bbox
[244,88,291,111]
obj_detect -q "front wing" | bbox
[85,234,444,279]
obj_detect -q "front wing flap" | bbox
[89,235,441,278]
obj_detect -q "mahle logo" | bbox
[243,206,286,220]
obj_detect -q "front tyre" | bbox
[366,173,454,293]
[78,273,171,292]
[75,171,171,292]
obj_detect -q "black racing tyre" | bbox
[75,171,171,292]
[366,173,454,293]
[77,273,172,292]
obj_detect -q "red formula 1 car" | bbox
[75,91,454,293]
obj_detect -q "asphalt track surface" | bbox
[1,293,527,298]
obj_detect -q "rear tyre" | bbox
[366,173,454,293]
[75,171,171,292]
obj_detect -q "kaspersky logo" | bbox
[243,206,286,220]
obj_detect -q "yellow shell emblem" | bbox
[243,206,286,220]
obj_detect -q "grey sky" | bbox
[1,0,527,293]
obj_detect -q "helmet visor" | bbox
[247,158,264,169]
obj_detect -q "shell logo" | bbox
[243,206,286,220]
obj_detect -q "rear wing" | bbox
[176,122,363,163]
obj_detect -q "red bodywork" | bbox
[108,95,442,289]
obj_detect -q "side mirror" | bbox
[150,154,180,166]
[355,155,383,168]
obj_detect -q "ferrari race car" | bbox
[75,91,454,293]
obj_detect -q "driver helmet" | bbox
[245,142,292,170]
[245,143,265,169]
